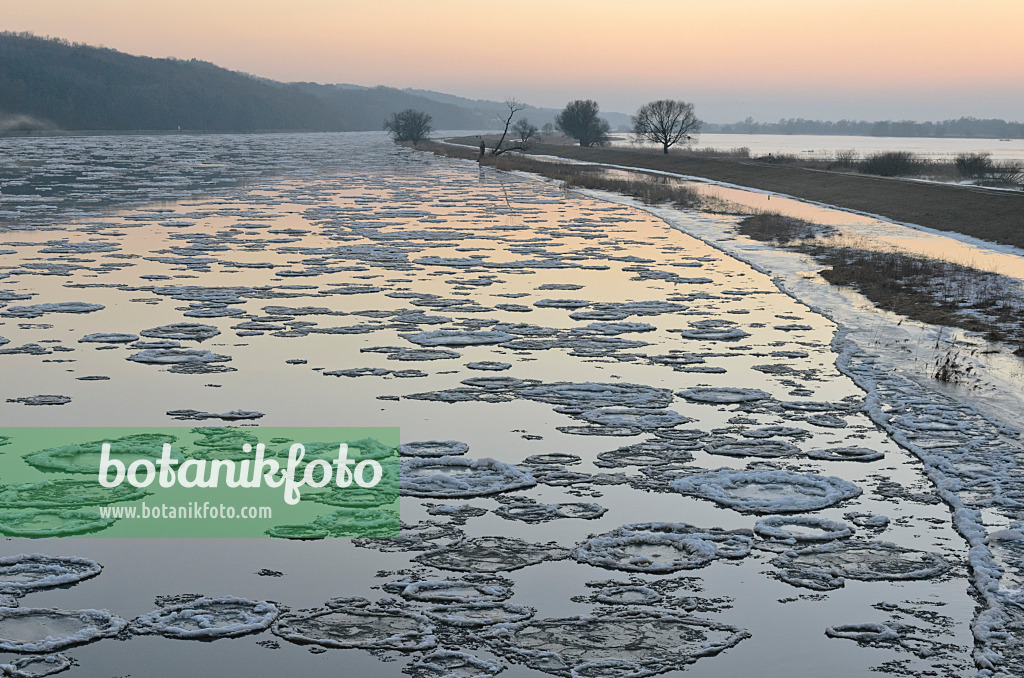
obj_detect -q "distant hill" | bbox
[0,32,631,134]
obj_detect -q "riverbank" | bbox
[440,137,1024,250]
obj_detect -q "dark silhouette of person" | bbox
[478,136,485,159]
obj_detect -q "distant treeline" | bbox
[705,117,1024,139]
[0,33,503,132]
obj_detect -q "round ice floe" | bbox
[483,609,749,677]
[404,330,515,347]
[399,578,513,603]
[579,408,691,429]
[0,608,127,653]
[495,502,606,524]
[272,607,434,652]
[388,348,461,361]
[462,376,534,391]
[400,441,470,458]
[677,387,771,404]
[265,524,330,540]
[0,555,102,594]
[1,303,104,320]
[401,457,536,498]
[139,323,220,341]
[4,396,70,407]
[78,333,138,344]
[754,516,854,543]
[594,585,663,606]
[466,361,511,371]
[595,440,697,468]
[0,653,74,677]
[416,536,570,572]
[0,510,115,538]
[740,426,806,439]
[772,541,951,591]
[705,438,800,459]
[673,327,750,341]
[573,533,718,573]
[424,602,534,628]
[127,348,230,364]
[133,597,279,639]
[670,469,862,514]
[808,447,884,463]
[825,623,900,643]
[313,508,398,538]
[406,650,503,678]
[522,453,581,466]
[521,382,674,409]
[24,434,179,475]
[534,299,590,309]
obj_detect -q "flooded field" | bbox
[0,132,1020,677]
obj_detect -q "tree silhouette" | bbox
[383,109,432,145]
[555,100,611,147]
[632,99,701,154]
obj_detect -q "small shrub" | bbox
[954,152,993,180]
[859,151,920,177]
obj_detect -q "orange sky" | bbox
[5,0,1022,120]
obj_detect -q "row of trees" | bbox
[384,98,703,155]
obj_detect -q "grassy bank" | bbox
[738,212,1024,356]
[442,137,1024,251]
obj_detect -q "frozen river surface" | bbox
[0,132,1020,677]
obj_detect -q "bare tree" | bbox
[490,99,533,156]
[383,109,432,145]
[631,100,701,154]
[555,100,611,147]
[513,117,538,143]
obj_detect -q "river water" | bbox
[0,132,1018,677]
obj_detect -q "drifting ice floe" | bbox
[127,348,231,365]
[0,480,144,510]
[465,361,511,371]
[573,523,751,573]
[404,330,515,347]
[400,457,536,498]
[704,438,800,459]
[670,469,862,514]
[807,446,884,462]
[771,541,950,590]
[483,609,749,677]
[4,396,70,406]
[272,606,435,651]
[78,333,138,344]
[139,323,220,341]
[1,303,104,319]
[593,585,663,606]
[753,516,855,543]
[0,555,102,594]
[0,608,127,652]
[423,602,534,628]
[519,382,674,409]
[398,577,513,603]
[415,536,570,572]
[494,501,606,524]
[133,597,279,639]
[405,650,503,678]
[0,653,73,678]
[400,441,470,457]
[677,387,771,404]
[0,510,116,538]
[24,433,178,474]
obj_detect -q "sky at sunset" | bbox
[5,0,1022,121]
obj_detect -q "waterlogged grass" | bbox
[737,211,1024,352]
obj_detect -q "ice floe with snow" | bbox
[677,387,771,404]
[133,597,279,639]
[754,516,854,544]
[416,536,570,572]
[671,469,862,514]
[0,608,127,652]
[272,605,434,652]
[0,555,102,594]
[405,650,503,678]
[483,609,749,677]
[401,457,536,498]
[771,541,950,590]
